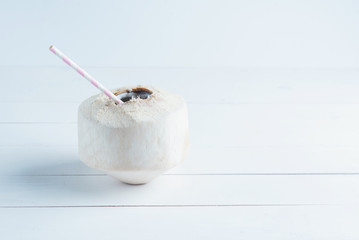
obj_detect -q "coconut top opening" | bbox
[79,85,186,128]
[114,88,152,103]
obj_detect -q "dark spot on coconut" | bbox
[115,88,152,103]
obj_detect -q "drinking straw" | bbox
[49,45,123,105]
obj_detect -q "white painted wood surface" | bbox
[1,67,359,239]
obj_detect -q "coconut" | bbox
[77,85,189,184]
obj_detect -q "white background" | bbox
[2,1,359,239]
[1,0,359,68]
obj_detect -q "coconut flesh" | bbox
[77,86,189,184]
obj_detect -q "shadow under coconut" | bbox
[2,154,152,207]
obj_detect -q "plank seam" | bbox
[6,173,359,177]
[0,204,329,209]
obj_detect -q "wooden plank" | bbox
[2,145,359,175]
[1,175,359,206]
[1,103,359,147]
[2,101,359,126]
[0,206,358,239]
[1,67,359,104]
[2,102,359,175]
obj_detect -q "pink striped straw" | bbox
[49,45,123,105]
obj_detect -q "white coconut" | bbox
[78,85,189,184]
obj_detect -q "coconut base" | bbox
[105,169,164,185]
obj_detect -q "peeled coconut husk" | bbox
[78,85,189,184]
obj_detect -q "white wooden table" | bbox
[1,67,359,239]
